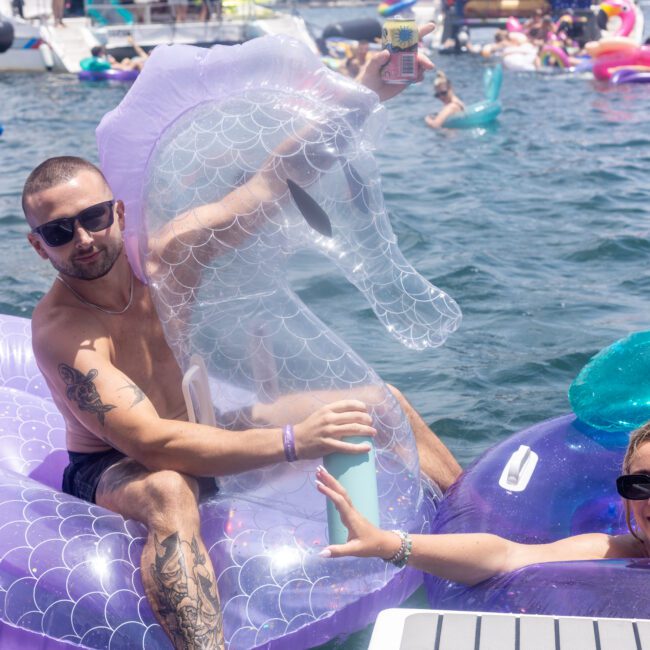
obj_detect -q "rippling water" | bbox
[1,9,650,471]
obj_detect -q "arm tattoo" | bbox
[118,381,145,408]
[151,532,223,649]
[58,363,116,426]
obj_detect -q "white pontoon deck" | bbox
[369,608,650,650]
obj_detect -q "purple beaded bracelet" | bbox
[283,424,298,462]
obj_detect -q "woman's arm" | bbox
[425,103,463,129]
[316,466,640,585]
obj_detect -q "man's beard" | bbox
[53,239,123,281]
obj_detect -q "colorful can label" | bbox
[381,17,419,84]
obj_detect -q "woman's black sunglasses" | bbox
[616,473,650,500]
[31,200,115,248]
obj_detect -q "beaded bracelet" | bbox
[385,530,412,568]
[283,424,298,462]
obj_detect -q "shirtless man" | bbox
[22,27,459,650]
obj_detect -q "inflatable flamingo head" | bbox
[598,0,636,37]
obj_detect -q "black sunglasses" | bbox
[616,473,650,500]
[435,89,449,98]
[31,199,115,248]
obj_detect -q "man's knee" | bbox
[141,470,201,531]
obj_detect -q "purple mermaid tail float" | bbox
[0,313,438,648]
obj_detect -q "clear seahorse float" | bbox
[0,35,461,649]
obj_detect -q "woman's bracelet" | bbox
[385,530,412,568]
[283,424,298,462]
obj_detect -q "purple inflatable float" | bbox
[0,312,438,649]
[425,414,650,618]
[77,69,139,83]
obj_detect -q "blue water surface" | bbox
[1,7,649,476]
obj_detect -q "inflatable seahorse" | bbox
[95,35,461,648]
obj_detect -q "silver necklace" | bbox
[56,272,134,315]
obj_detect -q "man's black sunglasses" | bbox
[31,200,115,248]
[616,473,650,500]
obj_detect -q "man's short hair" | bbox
[91,45,105,57]
[22,156,106,219]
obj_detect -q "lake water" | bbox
[1,8,649,476]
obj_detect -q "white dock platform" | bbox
[368,609,650,650]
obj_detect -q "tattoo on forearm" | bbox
[118,381,145,408]
[151,532,223,649]
[58,363,116,426]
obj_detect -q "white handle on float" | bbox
[498,444,538,492]
[181,354,216,427]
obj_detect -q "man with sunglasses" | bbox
[21,27,463,650]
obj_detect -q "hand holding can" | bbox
[381,16,419,84]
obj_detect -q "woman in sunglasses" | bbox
[425,72,466,130]
[316,421,650,581]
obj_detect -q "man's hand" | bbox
[293,400,376,459]
[358,22,436,101]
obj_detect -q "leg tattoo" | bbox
[151,532,223,649]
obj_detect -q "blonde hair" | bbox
[622,422,650,541]
[433,72,451,93]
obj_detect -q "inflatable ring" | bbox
[539,44,570,68]
[78,68,139,82]
[443,65,502,129]
[592,45,650,80]
[424,414,650,618]
[378,0,417,17]
[585,35,638,58]
[611,68,650,83]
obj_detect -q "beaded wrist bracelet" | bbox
[283,424,298,462]
[385,530,412,568]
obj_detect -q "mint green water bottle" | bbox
[323,436,380,545]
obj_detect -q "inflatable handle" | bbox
[324,438,380,544]
[498,444,538,491]
[182,354,216,427]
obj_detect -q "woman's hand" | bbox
[357,22,436,102]
[316,465,401,559]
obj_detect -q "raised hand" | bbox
[358,22,436,102]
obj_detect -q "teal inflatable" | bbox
[569,330,650,432]
[444,64,502,129]
[79,56,112,71]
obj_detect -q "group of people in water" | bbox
[480,8,591,69]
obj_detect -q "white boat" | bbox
[0,1,56,71]
[0,0,318,72]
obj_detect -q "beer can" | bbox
[381,16,419,84]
